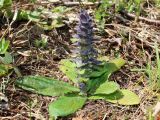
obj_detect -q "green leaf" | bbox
[87,58,125,78]
[87,65,107,78]
[94,81,119,95]
[16,76,80,96]
[59,59,78,83]
[49,95,87,118]
[89,89,140,105]
[17,10,29,21]
[28,10,41,22]
[0,38,10,54]
[106,58,125,73]
[106,89,140,105]
[87,72,110,94]
[87,58,125,93]
[104,89,140,105]
[39,19,65,30]
[88,71,105,78]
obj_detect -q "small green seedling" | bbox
[34,35,48,49]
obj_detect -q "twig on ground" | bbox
[120,10,160,26]
[106,23,160,52]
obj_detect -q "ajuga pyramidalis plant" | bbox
[16,8,139,120]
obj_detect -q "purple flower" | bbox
[74,9,100,68]
[73,9,101,92]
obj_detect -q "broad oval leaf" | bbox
[16,76,80,96]
[59,59,78,83]
[105,89,140,105]
[49,95,87,118]
[94,81,119,95]
[89,89,140,105]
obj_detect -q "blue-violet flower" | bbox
[74,9,100,69]
[73,9,101,91]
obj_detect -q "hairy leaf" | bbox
[16,76,80,96]
[49,95,86,118]
[89,89,140,105]
[105,89,140,105]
